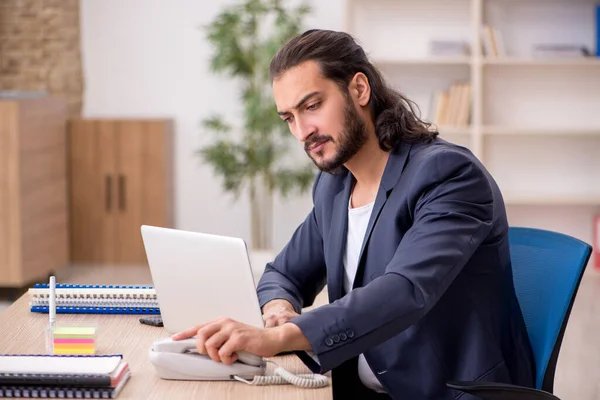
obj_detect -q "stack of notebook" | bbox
[0,354,130,398]
[28,283,160,315]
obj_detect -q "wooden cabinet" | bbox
[68,119,174,264]
[0,97,70,287]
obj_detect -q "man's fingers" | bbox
[197,322,225,342]
[218,336,241,365]
[195,322,225,355]
[171,325,201,340]
[204,331,229,362]
[219,346,239,365]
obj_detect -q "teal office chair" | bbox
[448,227,593,400]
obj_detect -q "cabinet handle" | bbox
[105,175,112,211]
[119,174,126,211]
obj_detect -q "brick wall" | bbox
[0,0,83,117]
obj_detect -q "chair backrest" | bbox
[508,227,592,392]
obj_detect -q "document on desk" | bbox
[0,354,131,398]
[0,354,121,375]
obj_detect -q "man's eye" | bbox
[307,103,319,110]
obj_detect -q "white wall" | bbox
[80,0,345,253]
[80,0,599,259]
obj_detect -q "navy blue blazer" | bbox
[256,138,535,399]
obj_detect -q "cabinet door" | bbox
[18,97,70,283]
[0,109,7,277]
[69,119,103,263]
[115,120,147,263]
[96,120,119,263]
[0,102,19,284]
[69,119,173,265]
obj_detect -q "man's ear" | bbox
[349,72,371,107]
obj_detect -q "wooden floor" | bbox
[3,263,599,399]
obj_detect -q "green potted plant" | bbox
[198,0,316,262]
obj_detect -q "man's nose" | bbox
[294,118,315,142]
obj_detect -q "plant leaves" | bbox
[201,115,232,134]
[199,0,315,201]
[197,140,248,198]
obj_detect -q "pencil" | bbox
[49,276,56,330]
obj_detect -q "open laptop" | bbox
[140,225,265,335]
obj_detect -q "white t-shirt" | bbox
[342,196,386,394]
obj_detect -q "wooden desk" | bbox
[0,295,332,399]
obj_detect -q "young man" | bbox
[173,29,535,399]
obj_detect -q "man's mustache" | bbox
[304,135,332,152]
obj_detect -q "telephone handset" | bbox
[149,337,329,388]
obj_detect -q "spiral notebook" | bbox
[0,354,130,398]
[28,284,160,315]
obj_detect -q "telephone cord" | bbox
[233,360,329,388]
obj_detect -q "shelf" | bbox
[504,195,600,206]
[483,57,600,66]
[343,0,600,252]
[483,126,600,136]
[372,57,471,66]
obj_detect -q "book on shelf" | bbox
[428,40,470,57]
[0,354,130,398]
[481,25,506,58]
[532,44,591,58]
[429,82,472,129]
[28,283,160,315]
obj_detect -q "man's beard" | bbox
[304,99,368,174]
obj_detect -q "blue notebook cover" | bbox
[32,284,153,289]
[30,306,160,315]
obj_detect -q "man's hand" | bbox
[171,317,311,365]
[261,299,299,328]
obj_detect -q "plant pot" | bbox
[250,175,273,251]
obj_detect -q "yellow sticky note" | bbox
[53,327,96,336]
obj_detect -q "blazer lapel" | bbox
[327,172,353,301]
[353,142,412,289]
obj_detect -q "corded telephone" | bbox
[149,337,329,388]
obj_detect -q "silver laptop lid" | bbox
[140,225,264,334]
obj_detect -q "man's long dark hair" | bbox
[269,29,438,151]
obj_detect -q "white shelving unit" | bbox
[344,0,600,256]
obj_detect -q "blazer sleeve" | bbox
[256,172,328,314]
[288,149,495,373]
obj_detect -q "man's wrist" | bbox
[274,322,312,353]
[262,298,295,314]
